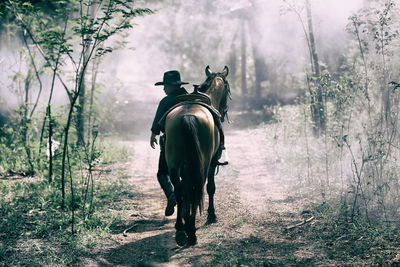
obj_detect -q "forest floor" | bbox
[2,116,400,266]
[79,119,400,267]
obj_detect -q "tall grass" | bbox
[0,139,133,266]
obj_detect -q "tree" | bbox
[8,0,152,232]
[283,0,325,135]
[305,0,325,135]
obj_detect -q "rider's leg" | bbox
[157,135,176,216]
[216,128,228,166]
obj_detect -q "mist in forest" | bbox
[110,0,363,94]
[3,1,400,265]
[0,0,365,137]
[55,0,359,136]
[0,0,363,100]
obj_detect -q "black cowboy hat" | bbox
[155,70,189,86]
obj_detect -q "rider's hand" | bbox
[150,133,158,149]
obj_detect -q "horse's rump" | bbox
[165,104,219,214]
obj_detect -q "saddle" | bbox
[174,92,212,106]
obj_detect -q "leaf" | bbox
[390,81,400,91]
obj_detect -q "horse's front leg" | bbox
[206,162,217,224]
[170,168,187,246]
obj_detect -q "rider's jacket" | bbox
[150,87,188,135]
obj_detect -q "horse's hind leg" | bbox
[206,162,217,224]
[185,211,197,246]
[175,184,187,246]
[170,168,187,246]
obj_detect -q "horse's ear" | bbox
[205,65,212,77]
[222,66,229,77]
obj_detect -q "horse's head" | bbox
[199,66,231,122]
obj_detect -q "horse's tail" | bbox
[181,115,205,214]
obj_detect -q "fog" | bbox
[113,0,363,85]
[0,0,365,133]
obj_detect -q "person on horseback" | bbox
[150,70,188,216]
[150,69,228,217]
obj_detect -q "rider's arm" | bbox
[151,97,170,135]
[150,97,171,148]
[150,132,158,149]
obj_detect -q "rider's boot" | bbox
[215,126,228,166]
[157,174,176,216]
[216,142,228,166]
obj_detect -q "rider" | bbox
[150,70,188,216]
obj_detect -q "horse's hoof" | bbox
[187,235,197,246]
[175,230,187,246]
[206,215,217,225]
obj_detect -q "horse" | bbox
[164,66,230,246]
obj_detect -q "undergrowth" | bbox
[266,104,400,265]
[0,139,133,266]
[307,201,400,264]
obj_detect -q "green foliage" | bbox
[308,201,400,262]
[0,161,133,266]
[98,138,131,164]
[325,1,400,224]
[207,243,261,267]
[1,0,152,237]
[0,110,42,175]
[0,1,150,262]
[260,4,400,256]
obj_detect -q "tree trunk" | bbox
[23,67,34,174]
[240,21,248,96]
[306,0,325,136]
[228,33,237,91]
[87,57,100,141]
[248,0,269,102]
[248,23,269,101]
[76,4,97,146]
[76,42,89,146]
[306,0,320,77]
[61,96,78,209]
[76,66,86,146]
[47,106,54,182]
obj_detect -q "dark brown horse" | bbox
[164,66,230,246]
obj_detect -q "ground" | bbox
[2,117,400,266]
[79,125,341,267]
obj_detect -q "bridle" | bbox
[199,73,231,122]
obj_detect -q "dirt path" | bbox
[88,127,326,266]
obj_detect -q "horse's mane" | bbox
[198,72,231,122]
[198,73,218,93]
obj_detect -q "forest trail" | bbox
[87,127,325,266]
